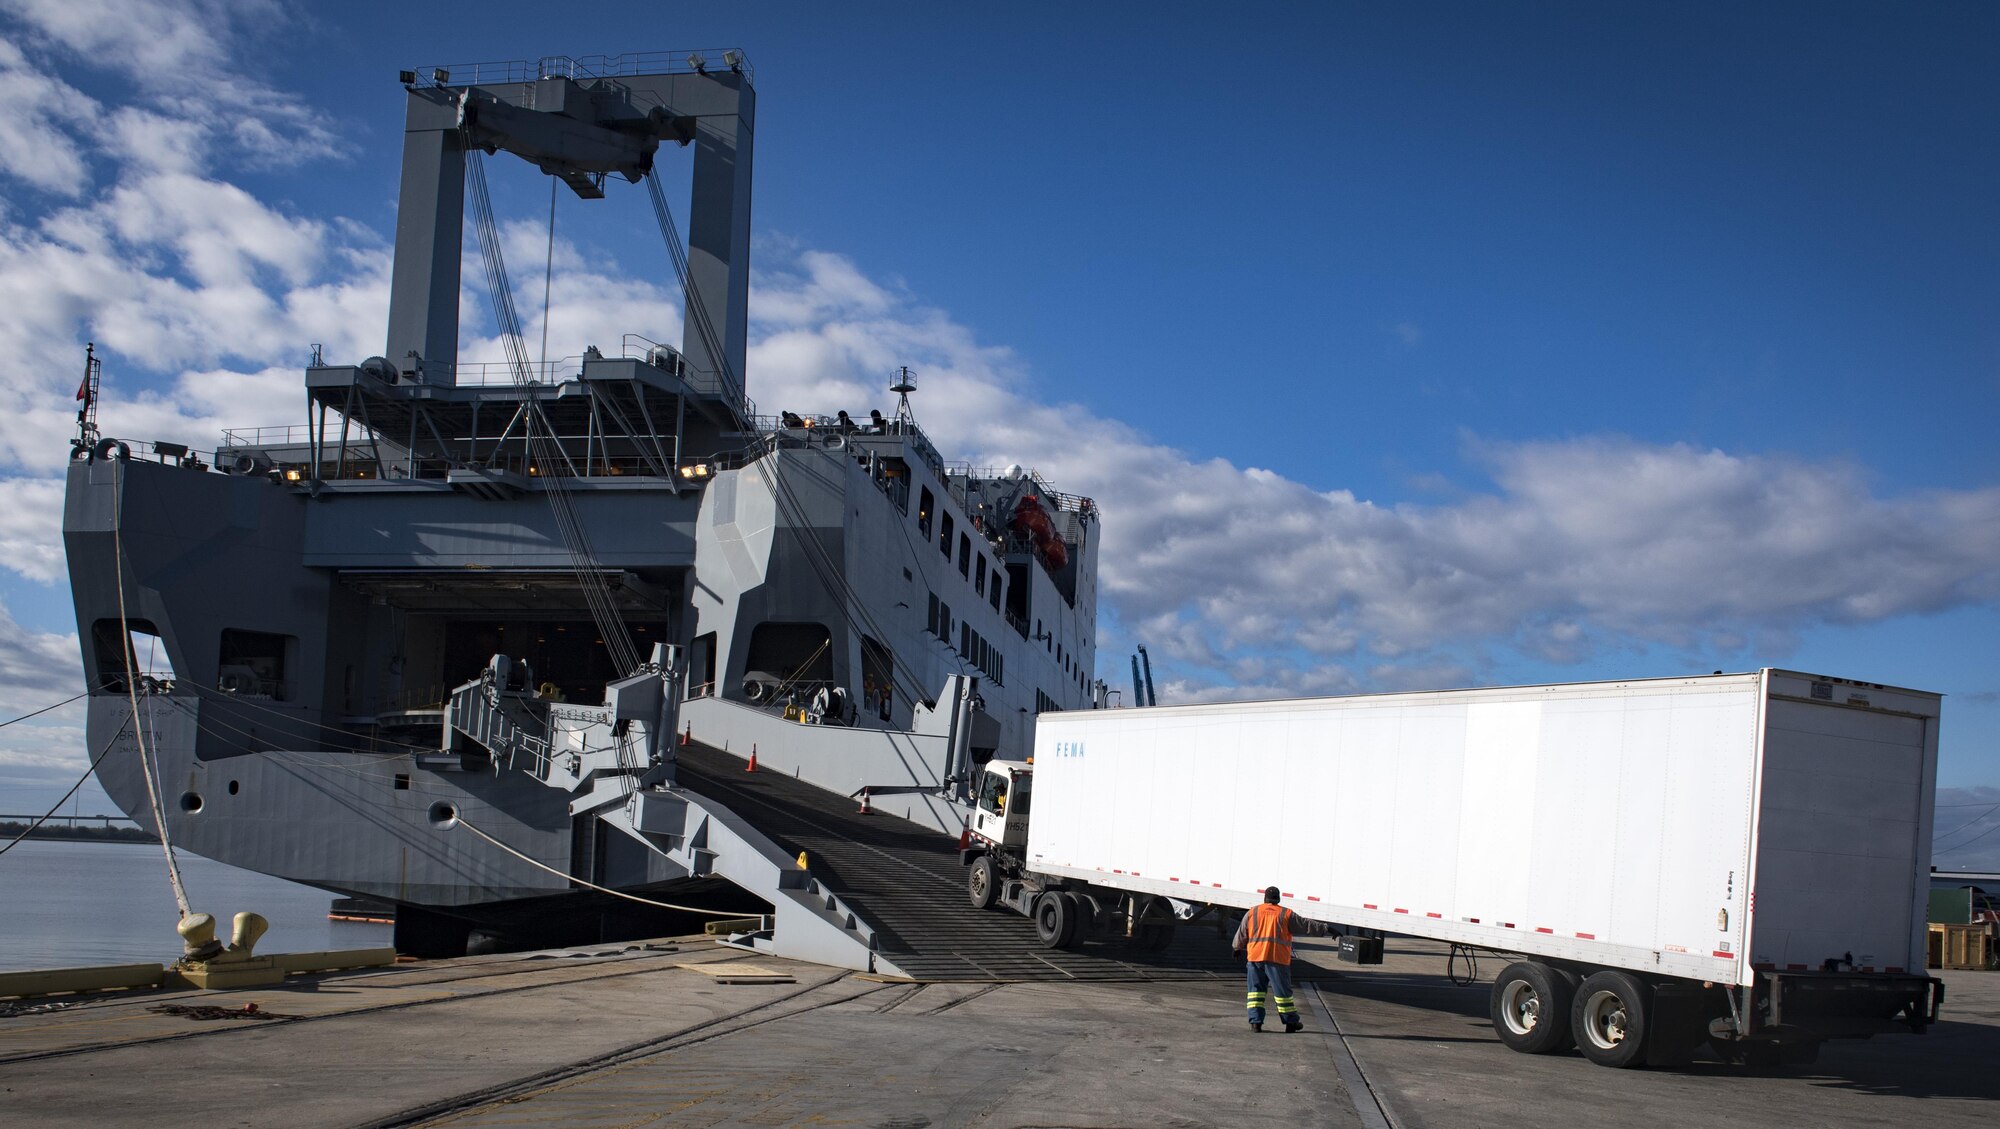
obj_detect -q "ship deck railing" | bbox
[747,414,946,481]
[942,462,1096,516]
[404,50,753,90]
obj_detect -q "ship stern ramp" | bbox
[678,691,971,835]
[668,739,1246,981]
[444,668,1241,980]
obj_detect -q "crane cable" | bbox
[465,145,632,671]
[644,169,946,712]
[111,458,193,918]
[462,142,640,677]
[644,173,738,407]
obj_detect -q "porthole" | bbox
[227,780,240,796]
[428,802,458,828]
[179,791,203,813]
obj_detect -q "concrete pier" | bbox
[1,937,1994,1127]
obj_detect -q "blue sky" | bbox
[0,1,1996,859]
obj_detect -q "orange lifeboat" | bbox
[1010,496,1068,572]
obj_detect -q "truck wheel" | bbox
[1572,970,1651,1068]
[1489,962,1575,1055]
[1065,893,1093,941]
[967,856,998,910]
[1034,891,1077,949]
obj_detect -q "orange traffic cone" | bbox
[744,743,758,772]
[857,788,872,815]
[680,722,691,747]
[956,822,971,850]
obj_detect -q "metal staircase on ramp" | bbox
[445,656,885,973]
[676,740,1250,982]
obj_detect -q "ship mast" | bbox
[72,341,101,455]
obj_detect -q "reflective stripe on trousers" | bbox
[1245,960,1296,1027]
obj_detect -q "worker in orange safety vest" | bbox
[1232,885,1332,1032]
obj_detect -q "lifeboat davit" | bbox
[1010,496,1068,572]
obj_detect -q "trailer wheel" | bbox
[1489,962,1575,1055]
[1572,970,1652,1068]
[1033,891,1077,949]
[967,856,998,910]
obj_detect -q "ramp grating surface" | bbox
[676,741,1275,982]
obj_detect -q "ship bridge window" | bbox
[91,619,173,692]
[218,629,293,700]
[917,487,935,540]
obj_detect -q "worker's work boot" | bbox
[1283,1020,1303,1033]
[1250,1022,1262,1032]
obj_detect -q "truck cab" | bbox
[970,760,1032,850]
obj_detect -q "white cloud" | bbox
[0,592,85,786]
[0,1,1994,738]
[0,475,65,583]
[741,252,2000,693]
[0,34,99,195]
[0,0,340,169]
[0,596,77,695]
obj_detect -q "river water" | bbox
[0,838,391,972]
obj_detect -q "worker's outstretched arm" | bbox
[1289,909,1334,938]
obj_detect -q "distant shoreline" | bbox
[0,822,152,845]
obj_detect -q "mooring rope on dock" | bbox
[0,713,133,858]
[454,815,751,917]
[111,458,192,919]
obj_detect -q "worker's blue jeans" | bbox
[1245,961,1297,1027]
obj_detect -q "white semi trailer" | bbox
[961,669,1943,1068]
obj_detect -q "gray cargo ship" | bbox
[62,52,1101,970]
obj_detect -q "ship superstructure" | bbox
[62,53,1101,966]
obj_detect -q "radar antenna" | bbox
[890,365,917,424]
